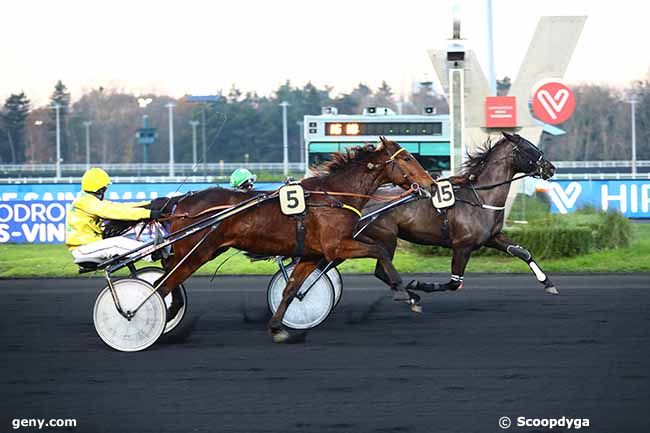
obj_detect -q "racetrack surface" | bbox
[1,274,649,433]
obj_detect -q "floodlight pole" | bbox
[630,98,638,176]
[83,121,92,170]
[190,120,199,166]
[166,103,175,177]
[486,0,496,95]
[53,103,61,178]
[280,101,290,176]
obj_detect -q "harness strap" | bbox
[308,186,414,202]
[388,147,406,161]
[341,204,362,218]
[482,204,506,211]
[295,214,306,256]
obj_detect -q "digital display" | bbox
[325,122,442,136]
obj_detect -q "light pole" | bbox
[280,101,290,176]
[296,120,304,170]
[486,0,496,95]
[83,121,92,170]
[189,120,199,167]
[52,103,62,178]
[202,107,207,176]
[166,102,175,177]
[629,97,638,177]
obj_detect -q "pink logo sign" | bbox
[485,96,517,128]
[532,81,575,124]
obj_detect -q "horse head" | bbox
[375,136,435,193]
[502,132,555,180]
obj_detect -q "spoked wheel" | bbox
[267,265,336,330]
[134,267,187,334]
[93,278,166,352]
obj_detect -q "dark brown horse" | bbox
[358,132,559,296]
[155,138,434,342]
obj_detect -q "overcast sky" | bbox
[1,0,647,106]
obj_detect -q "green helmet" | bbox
[230,168,257,188]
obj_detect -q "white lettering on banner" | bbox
[32,203,46,222]
[643,184,650,213]
[24,192,38,200]
[13,204,30,223]
[136,192,147,199]
[0,224,9,242]
[56,192,75,201]
[46,203,66,222]
[2,192,17,201]
[630,184,638,213]
[0,204,12,223]
[42,192,54,201]
[23,224,41,242]
[48,223,65,242]
[601,184,627,212]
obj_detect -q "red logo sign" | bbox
[532,81,576,124]
[485,96,517,128]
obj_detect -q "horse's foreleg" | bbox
[485,232,558,294]
[268,259,321,343]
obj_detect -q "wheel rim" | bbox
[93,279,166,352]
[135,267,187,334]
[267,265,335,329]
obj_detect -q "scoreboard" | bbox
[304,109,451,176]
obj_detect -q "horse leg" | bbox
[329,238,422,313]
[485,232,559,294]
[268,259,321,343]
[408,245,472,293]
[356,233,394,289]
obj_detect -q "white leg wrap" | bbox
[529,261,546,282]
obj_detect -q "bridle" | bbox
[382,146,425,194]
[454,137,549,210]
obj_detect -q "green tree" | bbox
[1,92,31,163]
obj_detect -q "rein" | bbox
[453,172,532,191]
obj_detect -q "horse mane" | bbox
[312,143,379,175]
[460,137,507,178]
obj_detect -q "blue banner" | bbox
[0,182,282,243]
[547,179,650,218]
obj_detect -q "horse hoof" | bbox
[410,303,423,314]
[545,286,560,295]
[272,329,291,344]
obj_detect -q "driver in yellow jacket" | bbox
[66,167,161,263]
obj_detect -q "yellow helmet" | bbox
[81,167,111,192]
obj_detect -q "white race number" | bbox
[431,180,455,208]
[279,184,306,215]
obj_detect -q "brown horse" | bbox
[359,132,559,295]
[157,138,434,342]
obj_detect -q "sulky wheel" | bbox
[267,265,336,330]
[268,263,342,311]
[134,267,187,334]
[93,278,166,352]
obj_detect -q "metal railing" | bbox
[553,160,650,168]
[0,162,306,175]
